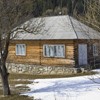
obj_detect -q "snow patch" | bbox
[15,84,23,87]
[21,69,100,100]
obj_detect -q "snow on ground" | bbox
[22,70,100,100]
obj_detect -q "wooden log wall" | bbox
[7,40,75,67]
[74,39,100,68]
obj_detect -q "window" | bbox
[16,44,26,56]
[93,43,98,56]
[43,44,65,58]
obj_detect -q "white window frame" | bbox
[43,44,65,58]
[16,44,26,56]
[93,43,99,56]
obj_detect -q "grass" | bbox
[0,71,96,100]
[9,71,96,79]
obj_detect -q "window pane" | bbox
[44,45,47,56]
[93,44,98,56]
[60,45,64,57]
[19,45,22,55]
[49,45,54,57]
[56,46,59,56]
[58,46,62,57]
[54,46,57,56]
[22,45,25,55]
[46,45,50,57]
[56,45,64,57]
[44,45,48,57]
[44,45,50,57]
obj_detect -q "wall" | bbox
[74,39,100,68]
[8,40,40,64]
[6,63,85,75]
[7,40,75,67]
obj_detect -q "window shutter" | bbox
[43,45,50,57]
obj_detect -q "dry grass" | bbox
[0,74,33,100]
[0,93,33,100]
[0,89,33,100]
[9,71,96,79]
[9,79,32,85]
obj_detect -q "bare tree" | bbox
[0,0,34,95]
[73,0,100,31]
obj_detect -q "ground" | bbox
[0,71,99,100]
[22,70,100,100]
[0,74,33,100]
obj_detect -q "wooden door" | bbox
[78,44,88,65]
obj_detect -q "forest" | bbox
[30,0,100,31]
[32,0,84,17]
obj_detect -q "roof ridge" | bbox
[68,16,78,39]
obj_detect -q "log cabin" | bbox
[7,15,100,74]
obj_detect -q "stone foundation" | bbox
[6,63,85,75]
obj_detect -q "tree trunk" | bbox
[0,63,11,95]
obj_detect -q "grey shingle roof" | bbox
[14,15,100,40]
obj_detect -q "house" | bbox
[7,15,100,75]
